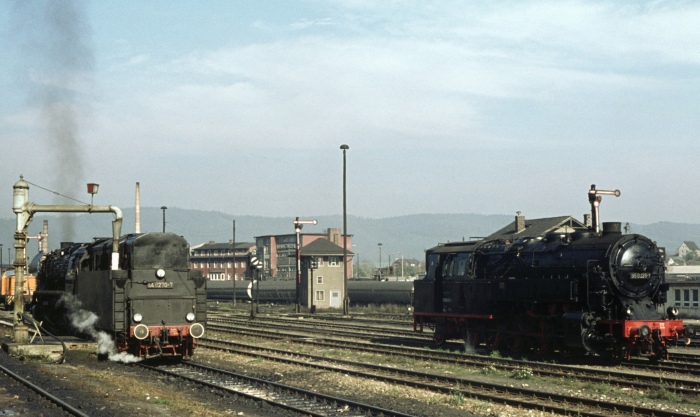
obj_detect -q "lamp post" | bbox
[294,217,317,313]
[389,253,394,277]
[377,243,382,280]
[232,220,236,308]
[0,244,3,276]
[160,206,167,232]
[340,144,349,315]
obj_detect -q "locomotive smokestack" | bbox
[602,222,622,235]
[135,182,141,233]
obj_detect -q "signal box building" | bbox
[299,238,354,309]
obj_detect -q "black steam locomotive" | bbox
[414,186,695,361]
[31,232,206,360]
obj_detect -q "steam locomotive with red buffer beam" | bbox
[413,185,696,361]
[31,232,206,360]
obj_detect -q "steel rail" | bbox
[0,362,91,417]
[140,361,415,417]
[206,325,700,396]
[199,338,700,417]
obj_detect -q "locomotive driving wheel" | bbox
[529,320,550,355]
[433,323,447,346]
[463,327,480,350]
[503,317,526,353]
[484,323,501,349]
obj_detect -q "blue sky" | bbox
[1,0,699,225]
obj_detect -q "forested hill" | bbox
[1,209,699,263]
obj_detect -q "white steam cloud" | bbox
[58,294,141,363]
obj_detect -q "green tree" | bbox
[683,250,700,264]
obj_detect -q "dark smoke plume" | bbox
[13,0,95,240]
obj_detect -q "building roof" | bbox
[484,215,585,242]
[682,241,700,251]
[191,241,255,251]
[300,238,354,256]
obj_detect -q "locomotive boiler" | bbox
[413,186,695,360]
[31,232,206,360]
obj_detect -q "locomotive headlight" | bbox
[626,306,634,318]
[667,306,679,319]
[186,312,195,322]
[134,324,149,340]
[638,325,651,340]
[133,313,143,323]
[155,268,166,279]
[190,323,205,339]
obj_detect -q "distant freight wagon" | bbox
[1,268,37,311]
[207,279,414,306]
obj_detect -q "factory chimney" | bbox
[135,182,141,233]
[41,220,49,253]
[515,212,526,233]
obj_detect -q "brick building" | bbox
[254,228,353,280]
[189,241,256,281]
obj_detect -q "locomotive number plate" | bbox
[629,273,651,280]
[147,281,173,289]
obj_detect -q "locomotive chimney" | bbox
[602,222,622,235]
[135,182,141,233]
[515,212,526,233]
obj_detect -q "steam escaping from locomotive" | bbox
[32,232,206,360]
[59,294,141,363]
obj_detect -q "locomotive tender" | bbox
[414,185,695,360]
[31,232,206,360]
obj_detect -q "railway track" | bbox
[199,336,700,417]
[205,325,700,396]
[208,315,428,340]
[140,361,414,417]
[0,362,90,417]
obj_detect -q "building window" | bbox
[317,276,323,285]
[694,290,699,308]
[316,290,324,301]
[329,257,338,266]
[675,289,681,307]
[684,289,690,308]
[227,262,232,268]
